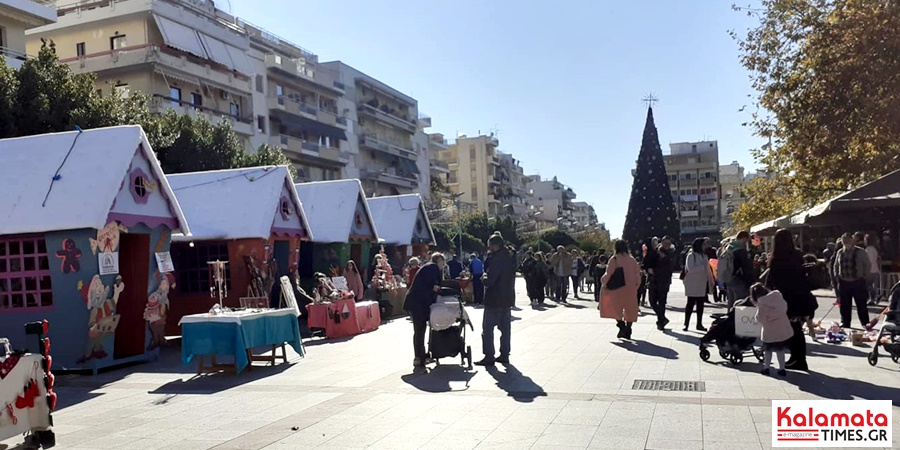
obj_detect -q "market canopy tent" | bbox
[789,169,900,228]
[167,166,312,242]
[367,194,435,245]
[750,214,795,236]
[294,180,380,243]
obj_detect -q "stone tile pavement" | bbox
[2,278,898,449]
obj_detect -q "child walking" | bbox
[752,283,793,376]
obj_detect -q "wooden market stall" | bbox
[0,126,191,372]
[367,194,437,261]
[165,166,312,336]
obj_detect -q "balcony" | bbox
[700,193,718,201]
[680,210,699,218]
[264,54,341,93]
[357,101,417,133]
[428,136,449,149]
[150,95,254,136]
[680,194,699,202]
[273,135,348,166]
[699,177,718,185]
[61,44,252,94]
[1,47,27,70]
[267,95,317,120]
[359,134,417,161]
[429,160,450,174]
[490,156,500,166]
[697,224,719,232]
[563,188,577,200]
[360,168,418,189]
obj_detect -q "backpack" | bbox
[717,248,735,284]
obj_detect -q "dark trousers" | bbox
[788,320,806,363]
[684,296,706,327]
[649,282,670,324]
[838,279,870,327]
[594,275,602,301]
[571,275,580,297]
[482,306,511,360]
[556,276,568,301]
[473,276,484,304]
[412,315,428,360]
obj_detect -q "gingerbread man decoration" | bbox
[55,238,82,273]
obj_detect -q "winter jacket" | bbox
[646,246,676,287]
[403,262,442,320]
[683,251,712,297]
[768,249,818,319]
[754,290,794,343]
[549,251,574,277]
[729,241,756,285]
[483,247,517,308]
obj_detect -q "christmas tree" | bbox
[622,107,680,254]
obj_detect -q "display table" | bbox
[306,299,382,338]
[0,354,53,443]
[179,308,303,374]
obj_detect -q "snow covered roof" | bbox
[0,125,189,236]
[168,166,311,241]
[294,179,379,243]
[367,194,435,245]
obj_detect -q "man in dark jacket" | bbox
[448,255,463,279]
[645,236,676,329]
[725,231,756,308]
[403,253,445,367]
[475,233,516,366]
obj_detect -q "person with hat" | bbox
[403,252,445,367]
[475,233,516,366]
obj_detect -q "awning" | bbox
[154,15,207,59]
[198,33,254,76]
[154,67,200,87]
[225,45,254,75]
[399,157,419,175]
[272,112,347,141]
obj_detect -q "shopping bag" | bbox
[734,306,761,338]
[598,290,620,320]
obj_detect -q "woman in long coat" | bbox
[600,240,641,339]
[683,237,713,331]
[766,228,817,371]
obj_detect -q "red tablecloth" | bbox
[306,299,361,338]
[355,301,381,332]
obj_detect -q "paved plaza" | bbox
[2,279,898,450]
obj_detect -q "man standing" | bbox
[646,236,676,329]
[403,253,445,367]
[722,231,755,308]
[470,254,485,305]
[864,234,881,305]
[834,232,871,329]
[448,255,463,279]
[475,234,516,366]
[549,246,573,303]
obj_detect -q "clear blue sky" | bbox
[228,0,763,237]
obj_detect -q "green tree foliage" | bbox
[578,229,614,255]
[541,230,577,249]
[524,239,552,254]
[0,44,294,176]
[732,0,900,228]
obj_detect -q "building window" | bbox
[279,196,293,219]
[110,34,127,50]
[114,84,130,98]
[76,42,85,57]
[257,115,266,133]
[255,75,264,93]
[169,87,181,107]
[469,146,476,161]
[276,85,284,97]
[130,168,150,204]
[172,242,230,295]
[230,102,239,118]
[190,92,203,107]
[0,236,53,311]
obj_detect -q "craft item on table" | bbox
[825,322,847,344]
[312,273,352,303]
[862,329,880,342]
[15,380,39,409]
[54,238,82,273]
[208,260,229,302]
[0,354,21,379]
[370,248,400,293]
[77,275,124,363]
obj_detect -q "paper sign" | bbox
[280,276,300,317]
[99,252,119,275]
[155,252,174,273]
[331,276,348,291]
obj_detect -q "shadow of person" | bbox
[781,368,900,407]
[485,363,547,403]
[612,340,679,360]
[400,364,474,393]
[662,329,703,346]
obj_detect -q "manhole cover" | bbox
[632,380,705,392]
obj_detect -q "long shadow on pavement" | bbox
[400,364,474,393]
[782,370,900,407]
[612,340,680,360]
[485,363,547,403]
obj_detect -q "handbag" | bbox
[606,267,626,290]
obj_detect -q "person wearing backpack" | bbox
[719,231,755,309]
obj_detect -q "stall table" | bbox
[306,299,382,338]
[0,354,53,445]
[179,309,303,374]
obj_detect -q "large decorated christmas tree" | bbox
[622,106,680,253]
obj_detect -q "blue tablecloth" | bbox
[180,312,304,373]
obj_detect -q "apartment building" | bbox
[664,140,721,241]
[436,134,502,215]
[719,161,746,233]
[413,115,433,199]
[27,0,258,144]
[0,0,55,69]
[241,21,350,182]
[527,175,577,226]
[494,151,530,217]
[427,131,451,194]
[322,60,421,197]
[571,201,599,230]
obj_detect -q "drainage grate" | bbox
[632,380,706,392]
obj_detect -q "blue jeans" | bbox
[726,280,750,309]
[482,306,511,361]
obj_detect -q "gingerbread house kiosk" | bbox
[165,166,312,335]
[0,126,190,372]
[367,194,436,260]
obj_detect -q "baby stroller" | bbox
[428,284,474,370]
[699,298,764,365]
[867,281,900,366]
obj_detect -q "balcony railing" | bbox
[700,193,718,201]
[360,168,418,188]
[0,46,28,69]
[699,177,718,185]
[429,160,450,172]
[680,210,699,218]
[150,94,253,135]
[357,101,417,133]
[359,134,417,161]
[267,95,345,128]
[274,135,348,165]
